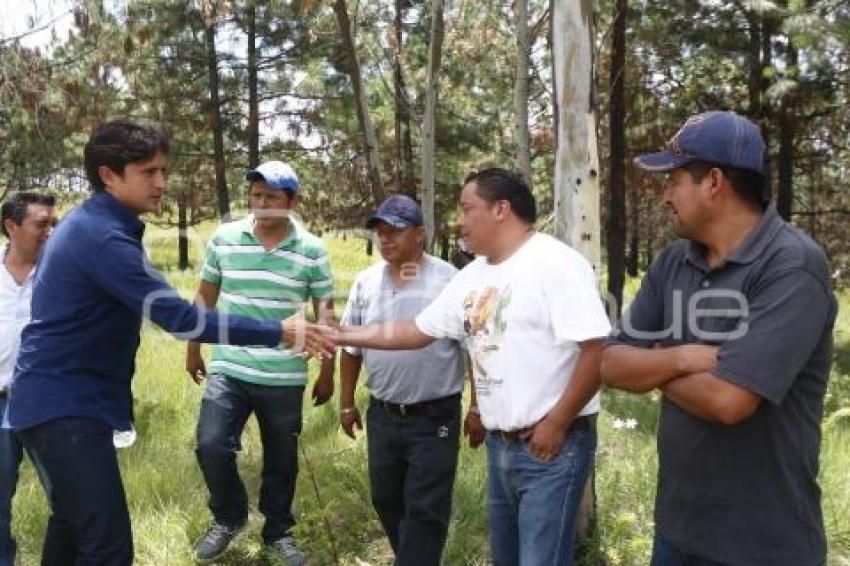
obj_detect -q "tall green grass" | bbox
[9,226,850,565]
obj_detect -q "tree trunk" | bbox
[514,0,532,189]
[552,0,602,553]
[549,0,558,163]
[178,190,189,270]
[627,229,639,277]
[421,0,445,251]
[552,0,601,271]
[205,11,230,220]
[760,15,773,194]
[393,0,413,192]
[607,0,627,317]
[247,2,259,169]
[746,10,762,118]
[333,0,384,200]
[645,199,654,267]
[777,41,797,221]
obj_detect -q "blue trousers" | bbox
[486,419,596,566]
[19,417,132,566]
[195,374,304,544]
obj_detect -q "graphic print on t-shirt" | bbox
[462,285,511,391]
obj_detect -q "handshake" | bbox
[282,314,340,359]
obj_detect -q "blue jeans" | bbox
[0,394,49,566]
[18,417,132,566]
[486,420,596,566]
[195,374,304,544]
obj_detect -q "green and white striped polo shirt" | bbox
[201,215,334,386]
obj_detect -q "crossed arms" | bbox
[601,344,761,425]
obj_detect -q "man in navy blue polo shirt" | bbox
[7,121,334,565]
[602,111,836,565]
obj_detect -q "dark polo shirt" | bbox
[608,204,836,565]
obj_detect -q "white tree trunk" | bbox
[552,0,601,547]
[514,0,532,189]
[552,0,601,274]
[421,0,445,251]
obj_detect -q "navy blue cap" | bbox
[634,111,766,175]
[246,161,299,193]
[366,195,424,229]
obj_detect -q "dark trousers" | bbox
[0,394,50,566]
[195,373,303,544]
[19,417,133,566]
[651,531,729,566]
[366,394,461,566]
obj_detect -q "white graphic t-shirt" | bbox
[416,233,611,431]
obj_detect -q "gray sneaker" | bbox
[267,536,307,566]
[194,521,243,563]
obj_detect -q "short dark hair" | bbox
[84,121,169,191]
[464,168,537,224]
[683,161,767,210]
[1,191,56,237]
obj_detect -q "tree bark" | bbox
[246,1,259,169]
[607,0,627,317]
[333,0,384,200]
[421,0,445,251]
[393,0,413,192]
[552,0,602,553]
[204,9,230,220]
[552,0,601,271]
[178,190,189,270]
[760,14,773,193]
[777,41,797,220]
[745,10,762,118]
[514,0,532,189]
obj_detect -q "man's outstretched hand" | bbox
[281,311,336,359]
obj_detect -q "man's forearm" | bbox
[662,372,760,425]
[190,281,221,348]
[545,340,604,428]
[466,355,478,410]
[601,344,686,393]
[336,320,434,350]
[339,351,362,408]
[319,353,336,379]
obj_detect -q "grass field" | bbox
[9,225,850,565]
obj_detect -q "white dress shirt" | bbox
[0,245,35,391]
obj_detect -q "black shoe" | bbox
[267,536,307,566]
[194,521,243,563]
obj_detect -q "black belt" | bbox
[490,414,596,443]
[370,393,460,417]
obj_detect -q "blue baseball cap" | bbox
[246,161,299,193]
[366,195,424,229]
[634,111,766,176]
